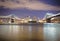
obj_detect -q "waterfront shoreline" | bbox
[0,23,60,25]
[0,23,43,25]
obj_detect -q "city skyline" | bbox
[0,0,60,19]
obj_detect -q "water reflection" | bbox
[0,24,44,41]
[0,23,60,41]
[44,23,60,41]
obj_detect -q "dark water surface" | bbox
[0,23,60,41]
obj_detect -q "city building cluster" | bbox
[0,13,60,24]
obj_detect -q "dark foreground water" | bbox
[0,23,60,41]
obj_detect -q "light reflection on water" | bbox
[44,23,60,41]
[0,23,60,41]
[0,24,43,41]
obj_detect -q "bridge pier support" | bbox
[46,18,51,23]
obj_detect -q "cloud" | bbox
[0,0,60,10]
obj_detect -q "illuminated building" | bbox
[28,16,38,23]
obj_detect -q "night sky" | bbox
[0,0,60,19]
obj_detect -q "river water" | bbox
[0,23,60,41]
